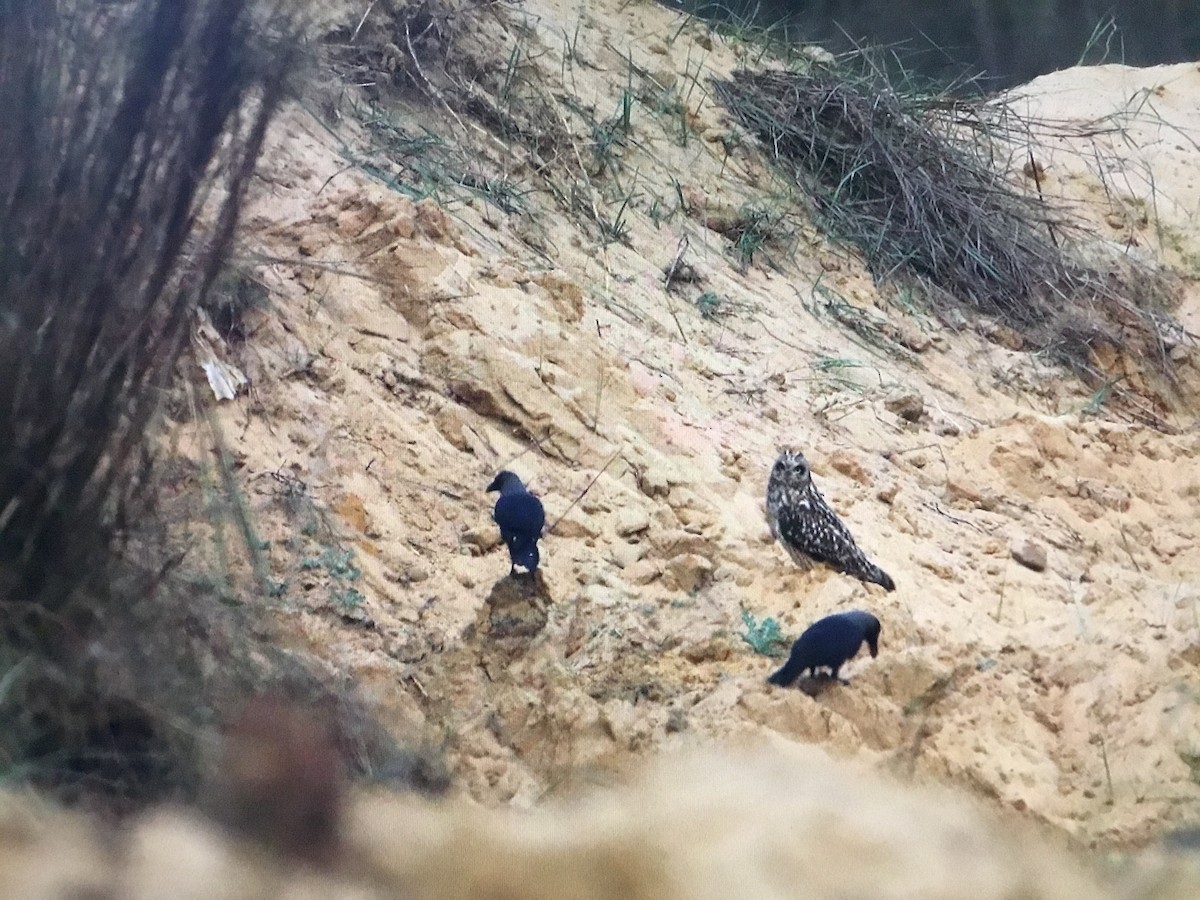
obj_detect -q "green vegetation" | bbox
[740,610,790,657]
[0,0,297,807]
[0,0,432,813]
[301,547,366,612]
[714,56,1184,423]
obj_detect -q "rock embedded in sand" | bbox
[885,388,925,422]
[1011,538,1048,573]
[615,507,651,537]
[663,554,714,593]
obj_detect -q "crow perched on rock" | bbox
[766,449,895,591]
[486,471,546,576]
[767,610,881,687]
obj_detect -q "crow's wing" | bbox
[494,492,545,536]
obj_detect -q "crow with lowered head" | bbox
[767,610,881,687]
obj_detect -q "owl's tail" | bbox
[867,564,895,592]
[846,555,895,591]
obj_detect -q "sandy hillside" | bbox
[160,0,1200,854]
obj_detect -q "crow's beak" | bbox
[485,476,501,492]
[868,640,879,658]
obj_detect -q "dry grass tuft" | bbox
[713,63,1186,421]
[0,0,409,811]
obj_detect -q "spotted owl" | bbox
[766,449,895,591]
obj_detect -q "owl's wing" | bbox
[774,502,860,572]
[768,502,811,569]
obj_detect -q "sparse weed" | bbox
[696,291,724,319]
[706,202,797,270]
[597,191,635,245]
[204,263,271,344]
[297,541,368,612]
[274,479,369,613]
[590,123,626,178]
[810,357,869,392]
[355,106,530,215]
[616,88,635,135]
[740,610,789,657]
[322,547,363,582]
[0,0,300,810]
[714,60,1184,417]
[562,20,584,69]
[732,206,772,266]
[1081,379,1119,416]
[335,587,366,611]
[500,43,523,105]
[1077,14,1124,67]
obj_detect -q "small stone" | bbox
[1011,538,1048,572]
[828,450,869,484]
[626,560,662,586]
[615,507,651,537]
[674,506,717,531]
[681,637,732,664]
[610,542,646,570]
[981,322,1024,351]
[800,44,835,64]
[552,509,600,540]
[897,326,933,353]
[405,564,431,584]
[663,553,714,593]
[637,467,671,498]
[575,567,603,586]
[944,477,983,507]
[461,527,500,554]
[885,389,924,422]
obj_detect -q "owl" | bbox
[766,449,895,591]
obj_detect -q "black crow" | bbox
[486,470,546,576]
[767,610,881,687]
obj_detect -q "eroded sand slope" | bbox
[171,0,1200,852]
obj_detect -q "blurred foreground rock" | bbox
[1,744,1197,900]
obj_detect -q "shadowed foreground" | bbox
[2,744,1197,899]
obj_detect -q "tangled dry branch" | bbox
[714,66,1183,416]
